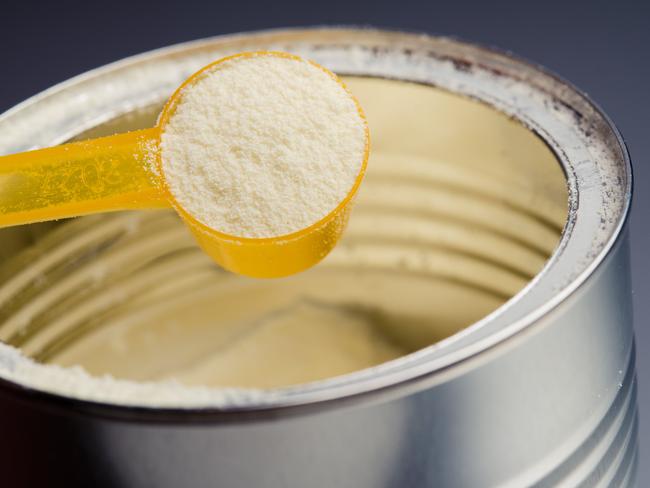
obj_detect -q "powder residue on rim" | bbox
[160,54,367,239]
[0,341,270,408]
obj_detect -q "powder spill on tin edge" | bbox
[160,54,367,239]
[0,341,270,408]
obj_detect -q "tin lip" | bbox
[0,26,633,419]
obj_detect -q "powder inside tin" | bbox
[160,53,367,238]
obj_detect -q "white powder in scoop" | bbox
[160,53,367,238]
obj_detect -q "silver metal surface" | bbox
[0,28,636,487]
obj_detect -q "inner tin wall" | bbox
[0,77,567,389]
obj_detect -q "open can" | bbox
[0,28,636,487]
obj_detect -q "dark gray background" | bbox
[2,0,649,484]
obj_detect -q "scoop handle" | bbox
[0,128,167,227]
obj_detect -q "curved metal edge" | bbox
[0,26,634,421]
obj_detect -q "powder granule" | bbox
[160,53,367,239]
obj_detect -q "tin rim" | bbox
[0,26,632,419]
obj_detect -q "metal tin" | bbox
[0,28,635,487]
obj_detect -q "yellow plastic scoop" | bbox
[0,52,369,278]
